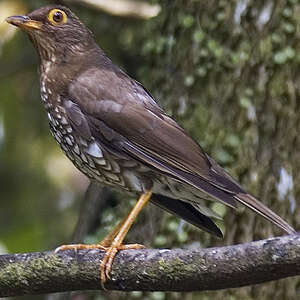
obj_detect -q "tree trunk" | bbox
[133,0,300,299]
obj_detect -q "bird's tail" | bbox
[151,194,223,238]
[235,193,297,235]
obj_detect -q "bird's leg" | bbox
[55,190,152,285]
[99,190,152,283]
[98,211,139,248]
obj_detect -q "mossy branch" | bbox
[0,235,299,297]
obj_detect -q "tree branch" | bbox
[0,235,299,297]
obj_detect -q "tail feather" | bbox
[235,193,296,235]
[151,194,223,238]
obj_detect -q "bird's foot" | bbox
[55,242,145,286]
[100,243,145,284]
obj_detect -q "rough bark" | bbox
[0,235,299,297]
[133,1,300,298]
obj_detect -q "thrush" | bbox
[6,5,296,285]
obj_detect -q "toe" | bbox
[55,243,107,253]
[118,243,146,250]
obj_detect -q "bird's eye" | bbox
[48,9,67,25]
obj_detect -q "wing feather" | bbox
[65,67,296,235]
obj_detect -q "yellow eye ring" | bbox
[48,9,67,25]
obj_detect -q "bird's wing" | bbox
[65,69,296,235]
[79,98,243,207]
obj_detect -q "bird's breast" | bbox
[39,62,157,193]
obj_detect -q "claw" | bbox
[100,243,145,284]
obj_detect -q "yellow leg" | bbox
[100,190,152,281]
[99,210,135,247]
[55,190,153,285]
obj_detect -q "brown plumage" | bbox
[6,5,296,284]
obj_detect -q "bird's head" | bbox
[6,5,95,63]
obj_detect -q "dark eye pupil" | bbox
[53,11,63,22]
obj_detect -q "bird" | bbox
[6,5,296,285]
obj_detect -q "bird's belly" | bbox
[46,110,155,193]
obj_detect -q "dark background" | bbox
[0,0,299,299]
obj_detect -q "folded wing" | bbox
[65,68,296,235]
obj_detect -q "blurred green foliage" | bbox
[0,0,299,300]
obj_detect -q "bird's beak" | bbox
[6,15,42,31]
